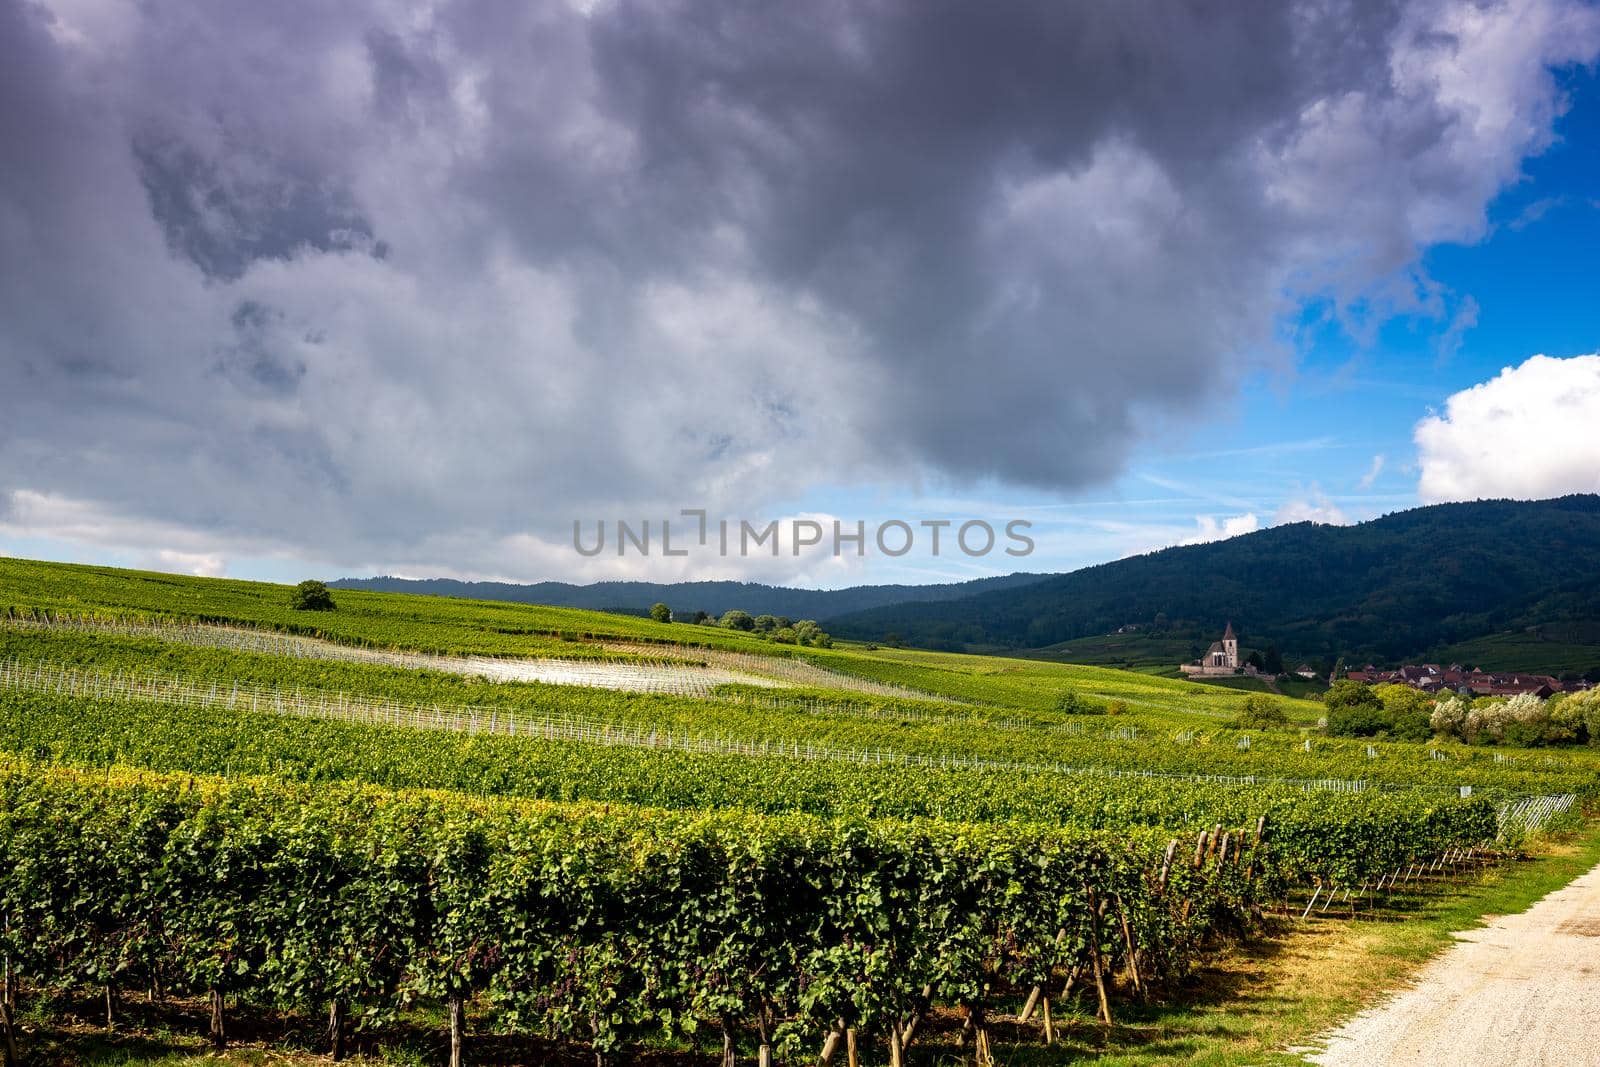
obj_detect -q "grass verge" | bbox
[995,821,1600,1066]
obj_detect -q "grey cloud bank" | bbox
[0,0,1595,580]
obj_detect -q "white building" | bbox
[1181,621,1245,676]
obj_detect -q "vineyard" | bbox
[0,557,1596,1065]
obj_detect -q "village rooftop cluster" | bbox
[1178,623,1592,698]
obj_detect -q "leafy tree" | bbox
[649,603,672,623]
[1246,651,1265,671]
[1324,680,1390,737]
[720,610,756,632]
[792,620,833,647]
[1575,689,1600,746]
[1325,680,1380,713]
[1374,684,1433,741]
[771,627,798,645]
[1263,644,1285,675]
[1326,704,1393,738]
[289,580,336,612]
[753,615,779,633]
[1234,694,1288,729]
[1546,694,1585,745]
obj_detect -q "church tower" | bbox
[1222,621,1238,669]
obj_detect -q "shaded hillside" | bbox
[828,496,1600,666]
[330,571,1049,622]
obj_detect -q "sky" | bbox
[2,0,1600,589]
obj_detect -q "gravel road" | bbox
[1308,858,1600,1067]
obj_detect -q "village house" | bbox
[1343,663,1574,698]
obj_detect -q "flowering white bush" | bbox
[1464,700,1508,744]
[1439,687,1598,747]
[1505,692,1545,721]
[1430,695,1467,738]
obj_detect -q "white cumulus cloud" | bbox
[1416,353,1600,503]
[1274,486,1350,526]
[1180,514,1261,546]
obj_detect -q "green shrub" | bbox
[1054,690,1105,715]
[720,610,755,632]
[1326,704,1394,738]
[1234,693,1288,729]
[288,580,335,612]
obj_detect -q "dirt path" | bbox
[1307,858,1600,1067]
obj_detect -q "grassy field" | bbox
[1432,627,1600,676]
[0,556,1327,724]
[1023,631,1204,674]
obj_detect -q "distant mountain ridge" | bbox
[335,497,1600,671]
[328,572,1051,622]
[826,495,1600,667]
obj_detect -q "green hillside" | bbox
[0,555,1317,722]
[331,570,1050,620]
[830,496,1600,671]
[2,554,1597,1067]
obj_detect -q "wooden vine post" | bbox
[1116,897,1143,997]
[818,1020,846,1065]
[1085,888,1113,1027]
[1,983,18,1067]
[1158,838,1179,889]
[449,993,465,1067]
[328,998,347,1061]
[1019,934,1063,1024]
[209,988,227,1051]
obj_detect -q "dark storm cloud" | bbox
[135,136,382,282]
[0,0,1595,576]
[216,301,304,394]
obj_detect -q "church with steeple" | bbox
[1180,621,1248,676]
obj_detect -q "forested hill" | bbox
[329,571,1049,622]
[826,496,1600,665]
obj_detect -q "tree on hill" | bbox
[1374,684,1433,741]
[720,610,755,632]
[649,602,672,623]
[1234,693,1289,729]
[289,580,335,611]
[1324,680,1390,737]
